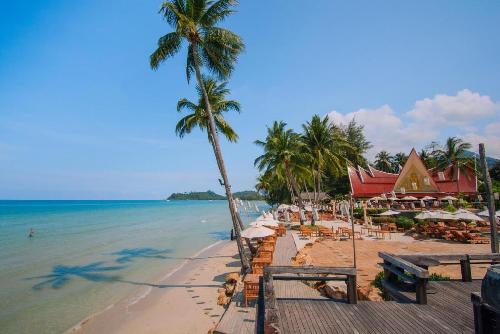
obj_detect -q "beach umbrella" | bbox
[369,196,385,202]
[453,209,484,221]
[379,210,400,216]
[435,210,459,220]
[240,226,275,239]
[304,205,313,212]
[388,197,399,201]
[250,220,279,228]
[277,204,290,211]
[289,205,300,212]
[415,211,435,220]
[441,196,458,201]
[478,209,500,217]
[421,196,436,200]
[400,196,418,201]
[257,215,275,221]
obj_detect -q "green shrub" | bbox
[371,216,396,225]
[429,273,451,281]
[396,216,415,230]
[372,271,384,290]
[442,204,457,213]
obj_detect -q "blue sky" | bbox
[1,0,499,199]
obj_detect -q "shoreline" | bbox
[68,239,239,334]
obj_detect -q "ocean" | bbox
[0,200,264,334]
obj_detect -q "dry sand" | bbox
[300,236,491,287]
[69,240,239,334]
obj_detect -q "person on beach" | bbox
[28,228,35,238]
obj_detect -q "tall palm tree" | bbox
[374,150,394,173]
[301,115,350,203]
[254,121,308,224]
[176,77,239,143]
[150,0,250,272]
[433,137,472,192]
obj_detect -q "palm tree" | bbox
[391,152,408,172]
[301,115,350,204]
[374,150,393,173]
[176,77,239,143]
[150,0,250,272]
[255,121,308,224]
[433,137,472,192]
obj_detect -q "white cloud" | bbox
[326,90,500,160]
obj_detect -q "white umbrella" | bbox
[277,204,290,211]
[478,209,500,217]
[240,226,275,239]
[369,196,385,201]
[250,220,279,228]
[421,196,435,200]
[388,197,399,201]
[415,211,435,220]
[435,210,459,220]
[453,209,484,221]
[304,205,313,212]
[257,215,275,221]
[289,205,300,212]
[400,196,418,201]
[441,196,458,201]
[379,210,400,216]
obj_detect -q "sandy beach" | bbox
[70,240,239,334]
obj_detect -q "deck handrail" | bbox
[379,252,429,278]
[258,265,357,334]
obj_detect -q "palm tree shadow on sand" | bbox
[27,262,126,290]
[111,248,173,263]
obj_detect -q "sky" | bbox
[0,0,499,199]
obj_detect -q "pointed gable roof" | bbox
[393,148,439,193]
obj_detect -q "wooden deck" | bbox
[216,233,324,333]
[275,280,480,334]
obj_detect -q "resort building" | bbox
[347,148,478,199]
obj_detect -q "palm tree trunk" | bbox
[285,162,305,224]
[191,45,251,273]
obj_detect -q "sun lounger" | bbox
[244,274,260,306]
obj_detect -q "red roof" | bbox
[348,150,477,198]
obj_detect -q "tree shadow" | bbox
[26,262,126,290]
[111,248,173,263]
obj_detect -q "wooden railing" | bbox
[256,266,357,334]
[379,252,500,304]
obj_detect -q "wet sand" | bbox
[69,240,239,334]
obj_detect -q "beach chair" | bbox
[463,232,490,244]
[243,274,260,306]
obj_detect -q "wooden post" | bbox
[416,278,428,304]
[471,292,484,334]
[460,255,472,282]
[347,274,358,304]
[479,143,499,253]
[263,270,279,334]
[256,275,265,334]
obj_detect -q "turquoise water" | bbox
[0,200,263,334]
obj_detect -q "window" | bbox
[400,187,406,194]
[438,172,445,181]
[411,182,418,190]
[424,177,430,185]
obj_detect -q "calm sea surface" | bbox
[0,200,264,334]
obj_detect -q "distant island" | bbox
[167,190,263,201]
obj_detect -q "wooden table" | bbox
[374,230,391,240]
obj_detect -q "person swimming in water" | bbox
[28,228,35,238]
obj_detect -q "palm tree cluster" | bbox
[150,0,251,272]
[254,116,369,221]
[373,137,473,174]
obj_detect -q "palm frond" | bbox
[200,0,236,26]
[150,32,182,70]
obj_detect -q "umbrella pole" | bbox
[349,195,357,268]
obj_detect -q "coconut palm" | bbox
[176,77,239,143]
[391,152,408,172]
[374,150,393,172]
[301,115,351,203]
[254,121,308,223]
[433,137,472,192]
[150,0,250,272]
